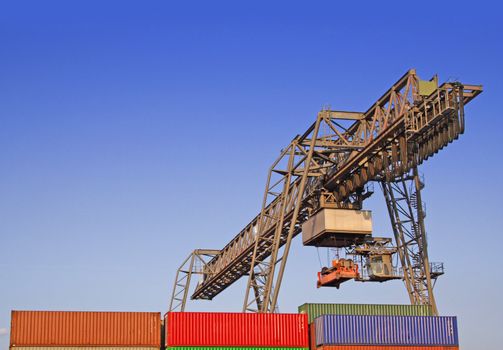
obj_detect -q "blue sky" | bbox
[0,1,501,349]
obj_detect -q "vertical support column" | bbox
[169,249,220,312]
[169,253,195,312]
[412,167,437,315]
[243,142,297,312]
[381,168,438,315]
[243,112,324,312]
[269,116,323,310]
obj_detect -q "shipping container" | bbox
[166,346,309,350]
[315,347,458,350]
[309,323,316,350]
[12,348,160,350]
[165,312,309,347]
[10,311,161,347]
[298,304,434,323]
[314,315,458,346]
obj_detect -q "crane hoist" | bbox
[317,258,360,289]
[168,69,482,315]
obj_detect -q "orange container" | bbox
[10,311,161,347]
[316,346,459,350]
[309,323,316,350]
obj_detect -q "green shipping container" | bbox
[298,303,434,323]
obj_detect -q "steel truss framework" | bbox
[382,169,442,314]
[169,249,220,312]
[169,69,482,313]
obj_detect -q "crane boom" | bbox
[174,69,481,312]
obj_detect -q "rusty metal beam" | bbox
[182,70,482,309]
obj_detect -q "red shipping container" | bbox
[316,347,458,350]
[10,311,161,347]
[165,312,309,347]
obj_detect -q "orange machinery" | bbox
[317,258,359,288]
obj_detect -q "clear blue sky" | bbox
[1,1,501,349]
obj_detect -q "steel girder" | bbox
[177,69,482,311]
[168,249,220,312]
[381,169,438,314]
[243,114,328,312]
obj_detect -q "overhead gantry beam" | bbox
[181,69,481,311]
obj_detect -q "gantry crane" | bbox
[168,69,482,315]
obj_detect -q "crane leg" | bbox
[381,167,438,315]
[243,112,324,312]
[168,249,220,312]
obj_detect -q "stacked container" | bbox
[299,303,459,350]
[10,311,161,350]
[298,304,434,323]
[165,312,309,350]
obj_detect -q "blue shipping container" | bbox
[314,315,458,346]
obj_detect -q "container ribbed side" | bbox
[316,346,458,350]
[298,304,434,323]
[166,347,309,350]
[314,315,458,346]
[10,311,161,347]
[165,312,308,347]
[11,347,160,350]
